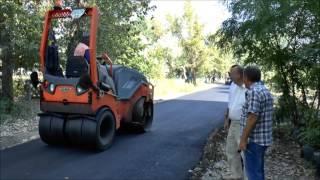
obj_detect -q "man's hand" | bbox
[239,113,257,151]
[102,53,112,65]
[239,138,248,151]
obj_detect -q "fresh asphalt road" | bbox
[0,84,229,180]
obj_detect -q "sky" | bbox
[150,0,231,35]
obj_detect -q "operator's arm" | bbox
[102,53,112,65]
[224,83,233,130]
[84,49,90,64]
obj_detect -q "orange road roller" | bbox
[30,7,154,150]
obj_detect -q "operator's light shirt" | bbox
[74,42,89,57]
[228,82,246,121]
[74,42,90,63]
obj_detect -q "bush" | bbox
[13,76,26,98]
[0,99,13,124]
[299,118,320,149]
[273,95,296,125]
[273,95,320,148]
[0,98,38,125]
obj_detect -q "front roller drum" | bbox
[39,114,66,145]
[65,109,116,151]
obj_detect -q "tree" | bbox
[89,0,154,76]
[200,39,234,79]
[0,0,42,102]
[167,1,207,85]
[56,0,154,76]
[216,0,320,127]
[142,18,182,79]
[165,1,234,84]
[0,0,154,104]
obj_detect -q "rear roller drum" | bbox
[65,109,116,151]
[65,117,89,146]
[39,114,66,145]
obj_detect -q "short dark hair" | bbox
[230,64,244,75]
[231,64,239,69]
[81,35,90,46]
[244,66,261,82]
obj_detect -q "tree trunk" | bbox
[279,65,290,96]
[291,82,299,124]
[301,83,308,107]
[2,49,13,102]
[0,60,2,97]
[192,68,197,86]
[279,65,300,127]
[317,82,320,113]
[182,66,187,80]
[311,90,317,109]
[289,69,300,127]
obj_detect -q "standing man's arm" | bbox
[239,113,257,150]
[239,90,261,151]
[224,108,230,130]
[224,83,234,130]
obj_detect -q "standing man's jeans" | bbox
[244,142,268,180]
[226,121,243,179]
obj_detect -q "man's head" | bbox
[229,64,243,86]
[243,66,261,88]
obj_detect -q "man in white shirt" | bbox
[224,65,246,180]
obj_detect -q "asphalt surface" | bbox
[0,84,229,180]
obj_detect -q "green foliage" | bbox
[0,0,42,70]
[0,98,12,124]
[216,0,320,127]
[0,98,36,125]
[167,1,207,84]
[145,18,165,43]
[91,0,155,76]
[203,38,234,77]
[0,0,44,102]
[299,118,320,149]
[0,0,155,103]
[143,18,182,79]
[13,77,26,98]
[164,1,234,84]
[146,46,171,79]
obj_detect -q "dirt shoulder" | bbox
[190,128,318,180]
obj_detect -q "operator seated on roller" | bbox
[99,52,116,94]
[74,35,116,94]
[74,34,90,64]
